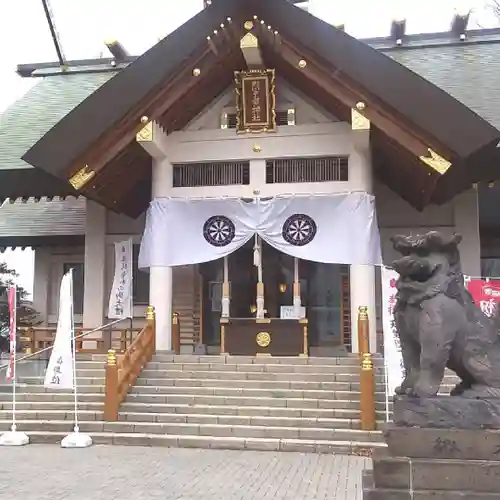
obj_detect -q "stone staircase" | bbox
[172,266,201,352]
[0,354,459,453]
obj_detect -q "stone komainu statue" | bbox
[391,231,500,399]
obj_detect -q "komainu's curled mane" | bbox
[391,231,500,398]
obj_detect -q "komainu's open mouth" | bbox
[393,256,441,284]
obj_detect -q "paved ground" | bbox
[0,445,370,499]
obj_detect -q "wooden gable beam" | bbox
[158,49,246,133]
[66,46,230,192]
[260,37,454,179]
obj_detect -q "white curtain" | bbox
[138,192,382,269]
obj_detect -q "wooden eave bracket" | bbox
[65,46,223,184]
[136,120,167,159]
[275,40,454,177]
[351,104,370,150]
[240,29,264,68]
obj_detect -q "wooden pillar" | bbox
[103,349,119,421]
[171,312,180,355]
[358,306,376,431]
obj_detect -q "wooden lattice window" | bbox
[340,265,351,351]
[173,161,250,187]
[266,156,348,184]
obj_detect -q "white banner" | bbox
[5,286,16,381]
[139,192,382,268]
[108,239,133,319]
[44,270,74,390]
[381,266,404,396]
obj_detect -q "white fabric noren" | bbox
[138,192,382,268]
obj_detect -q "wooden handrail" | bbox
[358,306,376,431]
[104,306,156,421]
[17,326,142,354]
[171,312,180,355]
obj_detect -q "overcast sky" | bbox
[0,0,498,295]
[0,0,498,112]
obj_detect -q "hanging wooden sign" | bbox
[234,69,276,134]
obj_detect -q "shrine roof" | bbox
[1,1,499,214]
[0,71,117,203]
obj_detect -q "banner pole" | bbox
[60,269,92,448]
[0,286,29,446]
[70,269,79,434]
[11,287,17,432]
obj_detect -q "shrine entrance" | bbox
[199,240,349,354]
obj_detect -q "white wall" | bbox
[186,80,338,132]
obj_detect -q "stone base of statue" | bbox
[363,396,500,499]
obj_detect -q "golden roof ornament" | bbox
[136,121,153,142]
[419,148,452,175]
[69,165,95,190]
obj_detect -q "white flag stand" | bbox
[61,269,92,448]
[60,316,92,448]
[0,287,29,446]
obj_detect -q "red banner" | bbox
[466,278,500,318]
[6,286,16,380]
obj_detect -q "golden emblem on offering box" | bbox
[234,69,276,134]
[256,331,271,347]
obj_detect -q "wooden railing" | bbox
[172,312,181,355]
[358,306,376,431]
[104,306,156,421]
[18,325,142,354]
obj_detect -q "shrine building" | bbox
[2,0,500,356]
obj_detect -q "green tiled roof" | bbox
[383,42,500,129]
[1,39,499,177]
[0,71,117,171]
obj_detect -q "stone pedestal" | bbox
[363,396,500,499]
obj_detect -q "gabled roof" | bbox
[0,198,85,251]
[0,71,117,202]
[15,0,500,216]
[386,42,500,130]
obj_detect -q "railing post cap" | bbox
[361,352,373,370]
[107,349,117,365]
[146,305,155,320]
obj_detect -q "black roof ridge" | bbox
[363,26,500,45]
[16,26,500,78]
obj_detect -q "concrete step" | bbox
[120,401,385,419]
[0,419,383,442]
[133,369,374,382]
[0,408,380,429]
[142,362,384,374]
[13,385,105,394]
[0,401,103,411]
[130,384,371,398]
[17,376,105,386]
[123,392,386,408]
[0,401,387,420]
[116,412,381,429]
[18,430,387,453]
[120,402,386,419]
[149,354,385,366]
[0,393,104,403]
[135,377,380,391]
[0,409,102,420]
[135,374,458,386]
